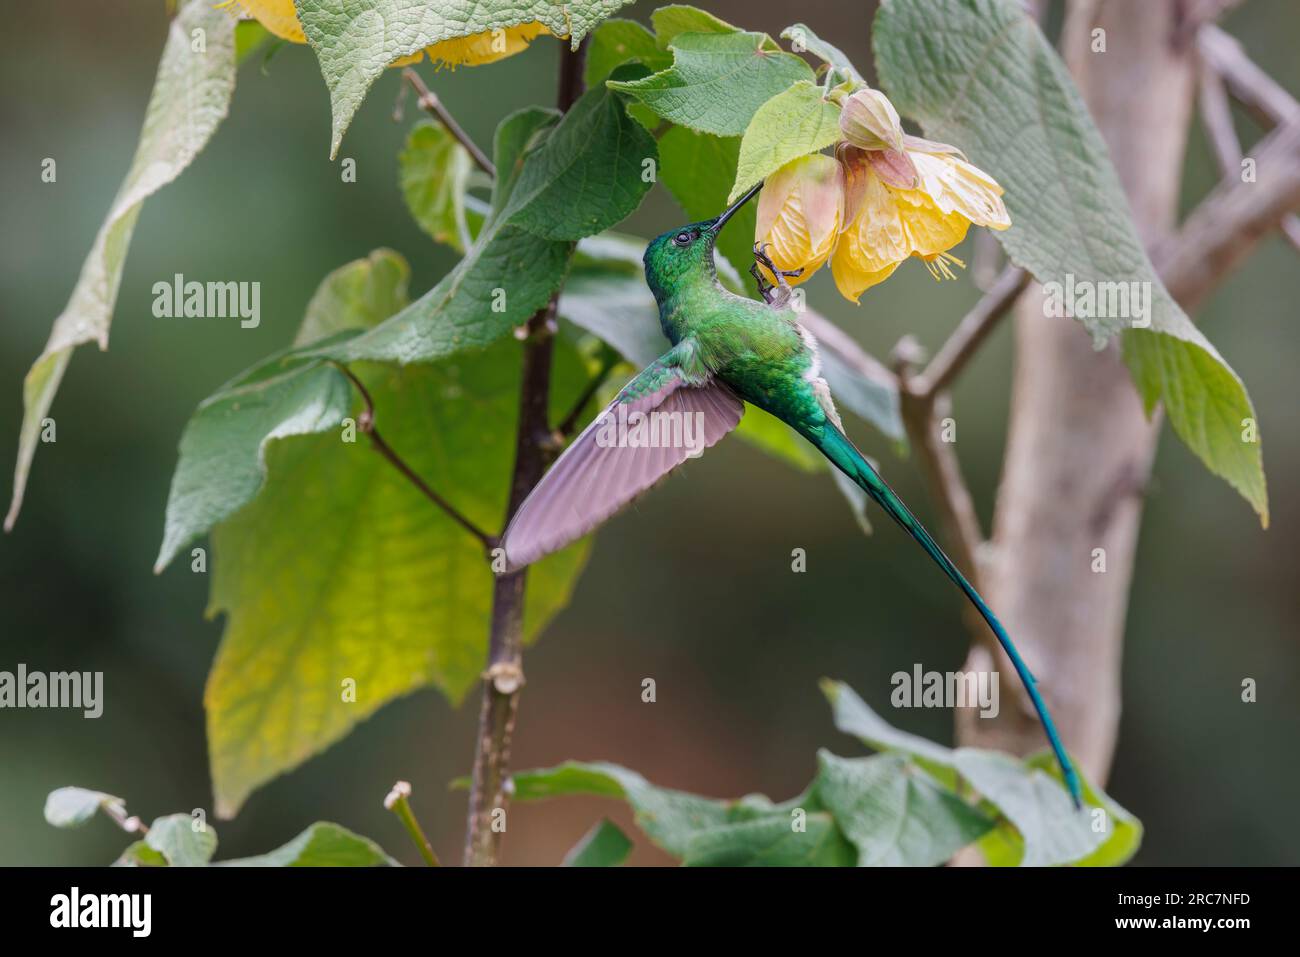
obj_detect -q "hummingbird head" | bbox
[643,182,762,305]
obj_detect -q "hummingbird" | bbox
[501,182,1083,810]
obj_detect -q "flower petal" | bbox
[755,154,844,285]
[230,0,306,43]
[910,151,1010,230]
[866,148,919,190]
[893,186,972,257]
[830,241,900,302]
[426,24,550,70]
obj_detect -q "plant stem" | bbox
[554,353,618,441]
[384,781,440,866]
[102,800,148,837]
[911,267,1029,399]
[463,41,587,867]
[402,68,497,177]
[332,362,496,551]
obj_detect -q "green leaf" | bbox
[780,23,865,86]
[312,108,572,366]
[509,760,856,866]
[218,822,397,866]
[44,787,125,829]
[114,841,169,867]
[650,5,742,47]
[609,31,814,137]
[814,751,993,866]
[822,681,1134,866]
[584,19,671,86]
[508,761,732,857]
[873,0,1267,525]
[155,249,410,572]
[821,679,960,788]
[6,0,236,532]
[953,750,1104,866]
[1124,329,1266,525]
[1024,752,1142,866]
[295,0,636,158]
[730,80,842,202]
[294,248,411,347]
[145,814,218,867]
[235,19,273,67]
[562,819,633,867]
[205,342,592,817]
[159,238,588,816]
[399,122,474,252]
[154,360,352,573]
[682,813,856,867]
[502,75,658,241]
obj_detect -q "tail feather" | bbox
[813,425,1083,810]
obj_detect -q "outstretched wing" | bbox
[501,345,743,570]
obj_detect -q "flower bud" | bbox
[839,87,905,152]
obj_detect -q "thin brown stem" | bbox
[102,799,148,837]
[332,362,495,551]
[1198,24,1300,127]
[402,68,496,177]
[554,354,618,440]
[1155,117,1300,308]
[912,267,1030,399]
[1199,57,1243,171]
[463,41,587,868]
[1195,27,1300,252]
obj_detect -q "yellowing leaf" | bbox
[293,0,633,156]
[7,0,236,531]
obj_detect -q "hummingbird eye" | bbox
[673,231,693,247]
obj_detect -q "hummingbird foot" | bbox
[751,242,802,305]
[749,260,777,303]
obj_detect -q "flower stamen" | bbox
[920,250,966,282]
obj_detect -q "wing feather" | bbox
[501,350,743,569]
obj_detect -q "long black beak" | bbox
[709,181,762,232]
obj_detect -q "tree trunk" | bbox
[955,0,1197,784]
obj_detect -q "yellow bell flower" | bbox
[227,1,551,70]
[833,144,974,300]
[753,154,844,287]
[755,105,1011,303]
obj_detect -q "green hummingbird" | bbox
[502,182,1083,810]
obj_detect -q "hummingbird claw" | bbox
[751,243,801,305]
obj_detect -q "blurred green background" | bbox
[1,0,1296,866]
